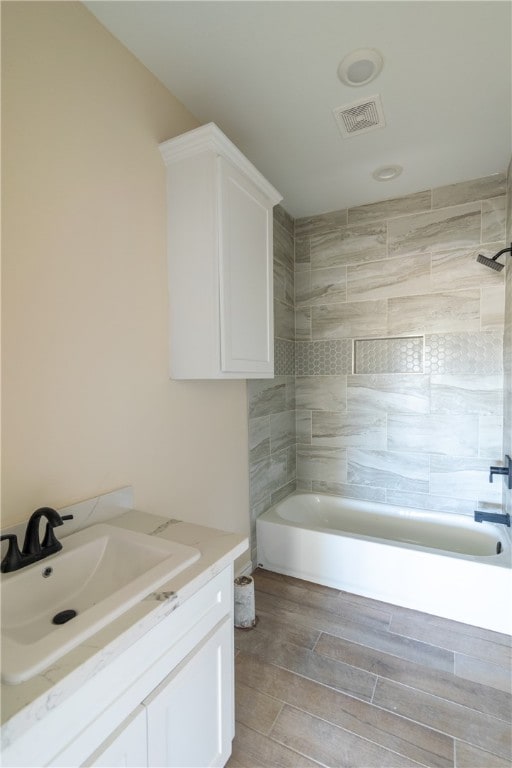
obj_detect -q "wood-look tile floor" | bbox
[227,569,512,768]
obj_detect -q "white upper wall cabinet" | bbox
[160,123,282,379]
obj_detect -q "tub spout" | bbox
[474,510,511,527]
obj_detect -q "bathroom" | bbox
[1,1,511,767]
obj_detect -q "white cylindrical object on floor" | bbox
[234,576,256,629]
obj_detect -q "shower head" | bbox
[476,243,512,271]
[476,253,505,271]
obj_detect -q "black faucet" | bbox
[1,507,73,573]
[474,510,511,527]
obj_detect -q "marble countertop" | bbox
[0,508,248,749]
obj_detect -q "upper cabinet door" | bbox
[218,156,273,375]
[160,123,282,380]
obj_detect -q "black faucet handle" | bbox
[1,534,24,573]
[41,513,73,550]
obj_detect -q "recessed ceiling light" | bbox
[372,165,403,181]
[337,49,383,87]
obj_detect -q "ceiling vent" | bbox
[333,94,385,138]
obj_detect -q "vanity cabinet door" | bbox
[145,618,233,768]
[82,706,147,768]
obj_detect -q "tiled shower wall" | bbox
[504,160,512,519]
[248,172,509,564]
[247,206,297,564]
[295,173,507,515]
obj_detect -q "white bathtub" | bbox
[256,493,512,634]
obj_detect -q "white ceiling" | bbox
[85,1,512,218]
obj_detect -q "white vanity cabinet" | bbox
[159,123,282,380]
[3,566,235,768]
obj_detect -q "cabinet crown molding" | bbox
[159,122,282,206]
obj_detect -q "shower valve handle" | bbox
[489,456,512,490]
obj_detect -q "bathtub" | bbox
[256,493,512,635]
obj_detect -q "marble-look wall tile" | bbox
[347,374,430,414]
[388,202,481,256]
[312,410,386,449]
[478,415,503,459]
[504,159,512,519]
[295,271,311,307]
[310,266,347,305]
[296,410,312,444]
[274,219,294,305]
[388,290,480,335]
[295,307,312,341]
[296,445,347,483]
[296,375,347,411]
[347,449,429,492]
[346,254,431,301]
[295,236,310,271]
[432,173,506,209]
[431,246,505,292]
[295,340,352,375]
[249,415,270,462]
[270,411,296,453]
[312,480,386,502]
[347,190,431,225]
[385,490,477,516]
[430,374,503,416]
[311,222,387,269]
[274,298,295,340]
[271,479,297,505]
[248,377,287,418]
[312,300,387,340]
[295,209,347,237]
[274,204,294,235]
[480,286,506,331]
[430,456,502,504]
[387,414,479,457]
[481,197,506,243]
[250,451,288,506]
[424,332,503,375]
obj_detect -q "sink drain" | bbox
[52,609,77,625]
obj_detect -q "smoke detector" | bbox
[333,94,386,138]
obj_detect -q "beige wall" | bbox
[1,1,250,539]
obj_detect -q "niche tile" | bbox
[354,337,423,374]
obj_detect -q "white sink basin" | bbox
[0,524,200,684]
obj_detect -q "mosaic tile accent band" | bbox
[295,339,352,376]
[354,336,424,374]
[274,338,295,376]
